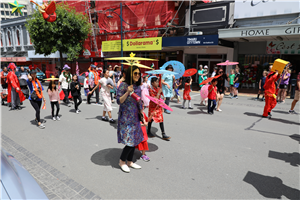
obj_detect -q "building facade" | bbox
[0,0,33,21]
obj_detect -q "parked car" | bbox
[1,148,48,200]
[16,67,46,82]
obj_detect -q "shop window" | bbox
[16,30,20,45]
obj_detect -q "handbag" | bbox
[31,88,41,100]
[234,83,240,88]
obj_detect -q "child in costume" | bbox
[229,69,235,96]
[148,77,171,140]
[207,79,218,115]
[136,106,154,162]
[255,71,267,101]
[262,70,280,118]
[171,78,182,103]
[182,78,193,109]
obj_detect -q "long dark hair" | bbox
[47,80,57,91]
[125,65,141,86]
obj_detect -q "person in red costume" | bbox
[7,63,26,111]
[262,68,280,118]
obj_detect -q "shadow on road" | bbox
[44,115,62,120]
[244,112,300,126]
[272,110,289,114]
[29,119,46,125]
[243,171,300,199]
[268,150,300,167]
[187,109,207,115]
[91,143,158,168]
[290,134,300,143]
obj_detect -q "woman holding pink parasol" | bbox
[116,65,144,173]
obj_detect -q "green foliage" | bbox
[25,2,91,61]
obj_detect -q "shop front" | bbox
[219,24,300,89]
[162,34,234,85]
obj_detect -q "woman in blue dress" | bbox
[117,65,144,173]
[162,65,175,114]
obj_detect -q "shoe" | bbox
[141,155,150,162]
[53,117,56,121]
[147,130,155,138]
[56,116,61,121]
[181,107,186,109]
[38,123,45,129]
[268,112,272,117]
[16,106,22,110]
[216,109,222,112]
[188,107,193,109]
[262,115,268,118]
[76,110,79,114]
[9,107,16,111]
[289,110,297,114]
[1,101,4,105]
[162,133,171,140]
[109,119,115,123]
[102,117,108,121]
[128,163,142,169]
[111,100,115,103]
[96,102,102,105]
[119,164,130,173]
[68,104,71,107]
[164,110,171,114]
[208,112,213,115]
[254,98,258,101]
[261,98,265,101]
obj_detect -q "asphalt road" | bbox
[1,89,300,199]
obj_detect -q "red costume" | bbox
[183,83,191,100]
[148,87,163,123]
[7,70,26,104]
[263,72,280,117]
[136,113,149,151]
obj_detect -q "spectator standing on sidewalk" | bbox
[289,71,300,114]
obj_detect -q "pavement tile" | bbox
[79,188,90,197]
[73,184,84,193]
[91,195,102,200]
[85,191,96,199]
[70,194,84,199]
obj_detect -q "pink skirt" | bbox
[141,88,150,107]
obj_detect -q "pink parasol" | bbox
[200,84,209,99]
[146,95,173,112]
[217,60,239,66]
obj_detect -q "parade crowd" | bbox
[1,61,299,173]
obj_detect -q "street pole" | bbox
[120,3,123,71]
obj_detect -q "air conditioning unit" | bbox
[189,31,203,35]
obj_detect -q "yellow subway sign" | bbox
[102,37,162,52]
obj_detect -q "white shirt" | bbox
[99,77,110,95]
[211,71,216,77]
[59,73,72,89]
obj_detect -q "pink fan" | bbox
[146,95,173,112]
[217,60,239,66]
[200,85,210,99]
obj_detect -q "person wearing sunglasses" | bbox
[116,65,144,173]
[215,68,229,112]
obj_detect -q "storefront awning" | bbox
[1,57,28,62]
[219,24,300,42]
[28,50,67,59]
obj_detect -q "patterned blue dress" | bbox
[117,82,144,147]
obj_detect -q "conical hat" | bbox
[44,75,59,81]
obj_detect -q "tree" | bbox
[25,2,91,69]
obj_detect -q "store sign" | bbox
[234,0,300,19]
[219,24,300,38]
[266,40,300,55]
[163,35,218,47]
[83,49,91,56]
[0,57,26,62]
[102,37,162,52]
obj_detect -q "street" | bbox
[1,89,300,199]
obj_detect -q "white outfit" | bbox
[99,77,112,112]
[59,73,72,89]
[211,71,216,77]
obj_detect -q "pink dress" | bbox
[141,82,150,107]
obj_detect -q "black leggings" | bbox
[62,88,70,104]
[30,100,42,123]
[148,120,165,133]
[120,146,135,162]
[73,96,82,110]
[51,101,60,117]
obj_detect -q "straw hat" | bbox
[44,75,59,81]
